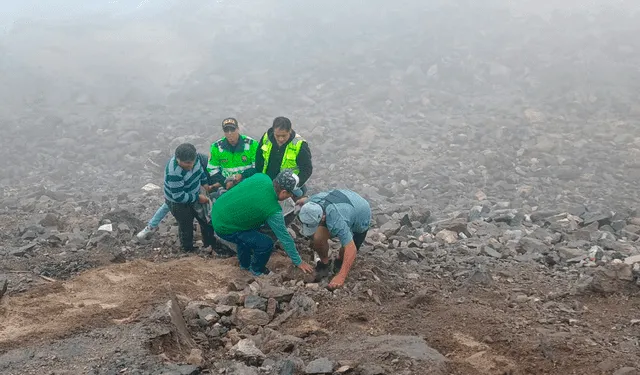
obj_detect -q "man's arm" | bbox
[266,212,302,266]
[254,134,266,175]
[329,240,357,290]
[206,144,226,185]
[165,175,198,203]
[296,141,312,186]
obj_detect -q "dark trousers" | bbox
[219,230,273,273]
[166,200,216,251]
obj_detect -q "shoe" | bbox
[183,246,200,253]
[212,243,235,259]
[314,260,331,282]
[136,226,158,240]
[250,267,271,276]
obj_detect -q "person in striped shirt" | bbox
[137,118,256,241]
[163,143,216,252]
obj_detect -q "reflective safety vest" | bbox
[261,132,305,175]
[207,135,258,178]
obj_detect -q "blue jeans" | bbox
[219,230,274,274]
[148,203,170,228]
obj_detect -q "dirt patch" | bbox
[0,256,243,350]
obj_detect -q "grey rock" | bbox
[229,279,249,291]
[557,247,584,260]
[278,360,296,375]
[529,210,559,223]
[216,305,234,315]
[259,286,294,302]
[197,307,220,323]
[289,294,317,316]
[359,364,386,375]
[304,358,334,374]
[10,243,37,257]
[581,211,612,227]
[613,367,638,375]
[236,308,271,327]
[231,339,265,366]
[379,220,401,237]
[611,220,627,232]
[468,206,484,222]
[183,301,214,320]
[228,363,260,375]
[244,295,268,311]
[518,237,550,254]
[159,364,201,375]
[466,267,493,285]
[39,213,60,227]
[399,249,420,261]
[435,229,458,244]
[215,292,241,306]
[399,214,412,227]
[481,245,502,259]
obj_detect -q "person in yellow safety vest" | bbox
[255,116,312,198]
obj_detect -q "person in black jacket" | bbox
[255,117,312,198]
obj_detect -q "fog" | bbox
[1,0,640,213]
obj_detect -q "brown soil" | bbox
[3,254,639,374]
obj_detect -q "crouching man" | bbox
[211,170,314,276]
[164,143,216,252]
[297,189,371,290]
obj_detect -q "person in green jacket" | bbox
[207,117,259,194]
[211,170,314,276]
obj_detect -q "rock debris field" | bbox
[2,0,640,374]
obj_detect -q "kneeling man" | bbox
[297,189,371,289]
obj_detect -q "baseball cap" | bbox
[298,201,323,237]
[274,169,300,194]
[221,117,239,130]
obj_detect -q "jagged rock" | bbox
[186,349,204,367]
[518,237,550,254]
[613,367,639,375]
[39,213,60,227]
[466,267,493,286]
[261,328,304,354]
[435,229,458,244]
[435,218,470,236]
[399,249,420,261]
[557,247,585,260]
[379,220,401,237]
[244,295,268,311]
[216,305,234,315]
[359,364,386,375]
[10,243,37,257]
[399,214,412,227]
[481,245,502,259]
[236,308,271,327]
[183,301,214,320]
[259,286,294,302]
[229,279,249,292]
[231,339,265,366]
[289,294,317,317]
[159,364,201,375]
[215,292,241,306]
[530,210,559,223]
[581,211,612,226]
[305,358,334,374]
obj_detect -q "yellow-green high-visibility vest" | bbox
[261,132,305,175]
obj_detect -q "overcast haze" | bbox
[1,0,640,212]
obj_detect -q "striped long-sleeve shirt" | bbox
[164,156,208,204]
